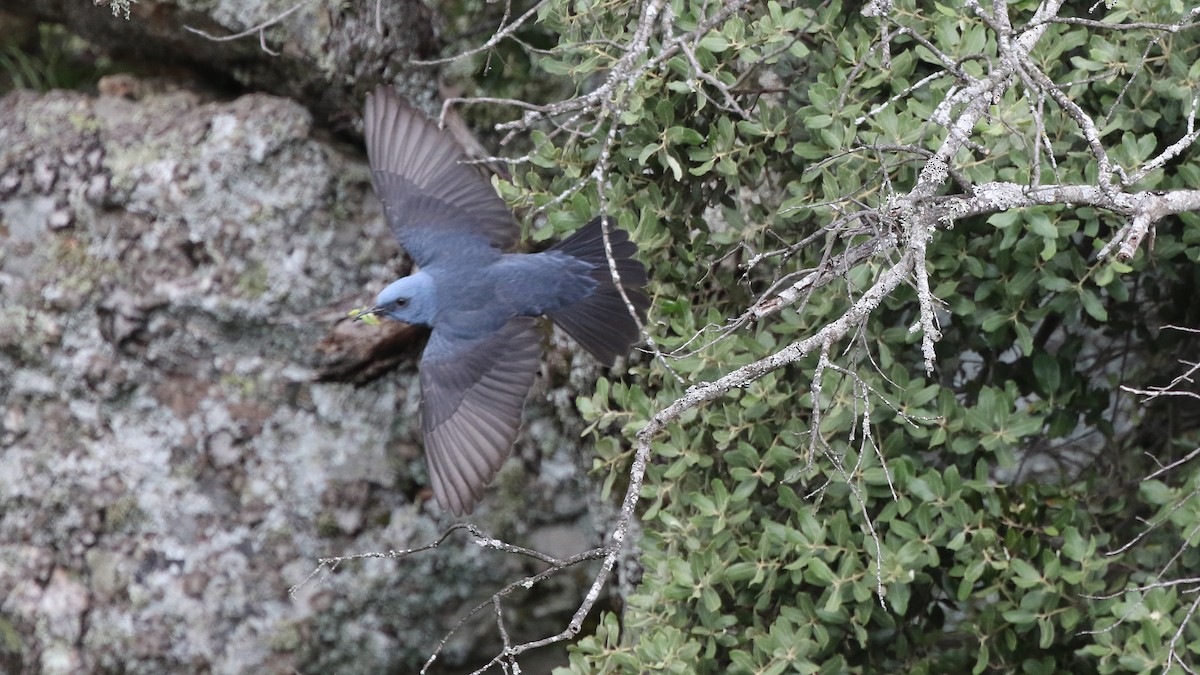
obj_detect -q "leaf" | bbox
[1009,558,1044,588]
[1079,288,1108,321]
[1039,276,1072,292]
[981,311,1009,332]
[1025,212,1058,239]
[803,114,833,129]
[1038,617,1055,649]
[1013,320,1033,356]
[664,126,705,146]
[906,476,938,502]
[663,152,683,181]
[1032,353,1061,394]
[699,33,730,53]
[804,558,836,586]
[1002,608,1037,625]
[889,582,912,615]
[1061,528,1088,562]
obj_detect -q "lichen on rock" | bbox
[0,83,595,673]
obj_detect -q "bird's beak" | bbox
[350,306,385,323]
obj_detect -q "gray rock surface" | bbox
[0,0,440,132]
[0,85,597,673]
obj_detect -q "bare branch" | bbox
[1047,16,1200,32]
[1126,94,1200,186]
[183,1,305,56]
[414,0,553,66]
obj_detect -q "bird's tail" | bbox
[546,216,649,366]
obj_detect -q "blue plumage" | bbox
[364,86,649,516]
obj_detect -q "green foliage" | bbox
[0,23,115,94]
[448,0,1200,671]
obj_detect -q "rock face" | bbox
[0,86,596,673]
[0,0,440,132]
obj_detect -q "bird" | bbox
[362,85,649,516]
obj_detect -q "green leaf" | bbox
[1079,288,1108,321]
[663,152,683,181]
[1013,320,1033,356]
[1032,353,1060,394]
[1009,559,1044,588]
[1038,617,1056,649]
[1061,528,1088,562]
[1026,212,1058,239]
[804,114,833,129]
[906,476,938,502]
[1002,608,1037,625]
[665,126,705,146]
[889,582,912,615]
[805,558,836,586]
[699,33,730,53]
[1039,276,1072,292]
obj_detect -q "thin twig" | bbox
[183,1,305,56]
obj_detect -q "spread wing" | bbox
[419,317,542,516]
[364,85,518,265]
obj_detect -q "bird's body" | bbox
[403,250,593,337]
[363,85,649,516]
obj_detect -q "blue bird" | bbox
[363,86,649,516]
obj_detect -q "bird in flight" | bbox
[363,85,649,516]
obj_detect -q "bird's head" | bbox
[370,271,436,325]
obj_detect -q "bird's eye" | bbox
[394,298,408,308]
